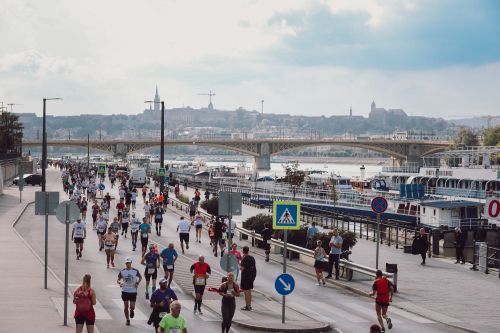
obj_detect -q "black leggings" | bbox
[221,298,236,332]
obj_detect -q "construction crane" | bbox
[198,90,216,109]
[7,103,23,112]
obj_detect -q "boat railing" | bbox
[382,166,420,173]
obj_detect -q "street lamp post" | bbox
[145,100,165,194]
[42,97,62,289]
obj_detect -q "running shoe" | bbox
[387,317,392,329]
[126,319,130,326]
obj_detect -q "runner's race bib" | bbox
[166,265,174,270]
[148,268,156,275]
[170,329,180,333]
[142,233,148,238]
[195,276,206,286]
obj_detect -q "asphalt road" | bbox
[15,168,466,333]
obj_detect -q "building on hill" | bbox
[369,101,408,129]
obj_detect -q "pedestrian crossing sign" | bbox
[157,167,166,177]
[98,164,106,174]
[273,201,301,230]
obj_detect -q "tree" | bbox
[282,162,306,199]
[483,126,500,146]
[0,111,23,155]
[454,127,479,146]
[329,173,339,204]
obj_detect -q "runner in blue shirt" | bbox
[141,243,160,300]
[139,218,151,256]
[160,243,178,288]
[148,278,178,330]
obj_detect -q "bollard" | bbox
[388,225,391,247]
[395,224,399,249]
[366,222,369,240]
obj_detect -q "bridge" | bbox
[23,138,452,170]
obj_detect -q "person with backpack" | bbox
[369,270,394,332]
[73,274,96,333]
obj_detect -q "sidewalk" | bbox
[0,185,73,333]
[179,185,500,333]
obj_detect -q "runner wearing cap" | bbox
[160,243,178,288]
[117,257,142,326]
[142,243,161,300]
[71,219,86,260]
[148,278,178,330]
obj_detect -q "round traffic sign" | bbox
[220,253,239,273]
[98,183,105,191]
[371,196,388,214]
[275,273,295,296]
[55,201,80,224]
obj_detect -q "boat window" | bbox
[433,209,436,216]
[423,207,426,214]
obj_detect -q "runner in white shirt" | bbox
[143,202,151,223]
[96,216,108,251]
[176,217,191,254]
[130,212,141,251]
[71,219,86,260]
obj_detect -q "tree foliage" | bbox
[282,162,306,199]
[454,127,479,146]
[329,172,339,204]
[200,197,219,216]
[0,111,23,155]
[483,126,500,146]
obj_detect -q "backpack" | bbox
[75,287,92,312]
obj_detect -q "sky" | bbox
[1,0,500,118]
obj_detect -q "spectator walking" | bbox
[218,273,240,333]
[313,240,327,286]
[240,246,256,311]
[455,228,466,264]
[412,228,429,265]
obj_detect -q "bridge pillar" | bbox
[254,143,271,170]
[405,144,425,166]
[113,143,128,159]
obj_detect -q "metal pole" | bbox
[282,229,287,324]
[160,101,165,194]
[42,98,48,289]
[87,133,90,169]
[19,163,23,203]
[227,194,232,273]
[64,202,70,326]
[376,213,380,269]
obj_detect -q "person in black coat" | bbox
[412,228,429,265]
[455,228,466,264]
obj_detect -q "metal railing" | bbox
[167,196,397,285]
[472,242,500,278]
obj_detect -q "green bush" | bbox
[177,194,190,205]
[200,197,219,216]
[243,214,272,234]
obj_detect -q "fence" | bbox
[472,242,500,278]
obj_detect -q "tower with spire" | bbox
[154,85,161,112]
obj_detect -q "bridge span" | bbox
[23,138,452,170]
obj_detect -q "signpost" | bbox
[218,192,242,273]
[275,273,295,296]
[98,183,105,191]
[18,164,24,203]
[35,191,59,289]
[272,201,300,324]
[55,201,80,326]
[371,196,388,269]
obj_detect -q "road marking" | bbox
[288,301,338,324]
[180,299,220,321]
[346,302,436,325]
[112,299,149,320]
[311,301,368,323]
[51,297,112,320]
[397,302,461,323]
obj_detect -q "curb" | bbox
[234,321,331,333]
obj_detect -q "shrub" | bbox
[243,214,272,234]
[312,230,357,259]
[177,194,190,205]
[200,197,219,216]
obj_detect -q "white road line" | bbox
[311,301,368,323]
[288,301,337,324]
[111,299,149,320]
[397,302,461,323]
[180,299,220,321]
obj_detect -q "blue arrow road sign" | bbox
[371,196,388,214]
[275,273,295,296]
[98,183,105,191]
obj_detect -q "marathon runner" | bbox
[142,243,161,300]
[130,212,141,251]
[116,198,125,222]
[190,255,211,314]
[177,216,191,254]
[148,278,178,331]
[212,217,226,257]
[139,217,152,256]
[369,270,394,332]
[194,212,203,243]
[91,200,99,230]
[157,301,186,333]
[160,243,178,288]
[71,219,86,260]
[117,257,142,326]
[96,215,108,251]
[110,217,121,250]
[121,207,130,238]
[154,205,164,236]
[103,227,117,268]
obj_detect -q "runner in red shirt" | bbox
[116,199,125,223]
[369,270,394,332]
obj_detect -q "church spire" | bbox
[154,85,160,111]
